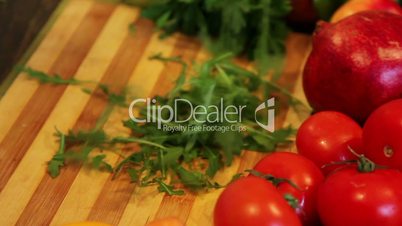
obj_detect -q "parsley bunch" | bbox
[141,0,292,75]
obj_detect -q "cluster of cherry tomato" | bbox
[214,99,402,226]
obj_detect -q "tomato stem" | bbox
[284,193,300,210]
[322,147,379,173]
[322,160,356,168]
[347,146,376,173]
[247,170,301,190]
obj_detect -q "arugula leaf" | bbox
[21,67,81,85]
[205,149,220,178]
[20,67,130,108]
[214,130,243,165]
[65,129,108,148]
[98,84,128,107]
[156,178,185,196]
[127,168,140,182]
[92,154,113,172]
[48,129,66,178]
[176,166,213,190]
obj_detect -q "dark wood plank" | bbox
[0,0,61,84]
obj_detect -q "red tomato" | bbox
[296,111,363,174]
[253,152,324,226]
[214,177,302,226]
[317,168,402,226]
[363,99,402,170]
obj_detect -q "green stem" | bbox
[112,136,168,150]
[347,146,376,173]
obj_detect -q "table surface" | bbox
[0,0,311,225]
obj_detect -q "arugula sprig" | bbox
[29,53,306,194]
[19,67,127,107]
[48,129,114,177]
[19,67,83,85]
[48,129,66,178]
[109,53,299,191]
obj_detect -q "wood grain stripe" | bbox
[0,2,115,193]
[85,35,201,226]
[14,17,153,226]
[0,0,93,143]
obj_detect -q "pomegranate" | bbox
[303,11,402,123]
[331,0,402,22]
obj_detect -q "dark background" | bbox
[0,0,60,84]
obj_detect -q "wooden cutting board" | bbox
[0,0,311,225]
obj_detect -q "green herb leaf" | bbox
[127,168,140,182]
[48,129,66,178]
[20,67,130,108]
[98,84,128,107]
[205,149,220,178]
[65,129,108,148]
[176,166,210,190]
[214,130,243,165]
[156,178,185,196]
[20,67,81,85]
[92,154,113,172]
